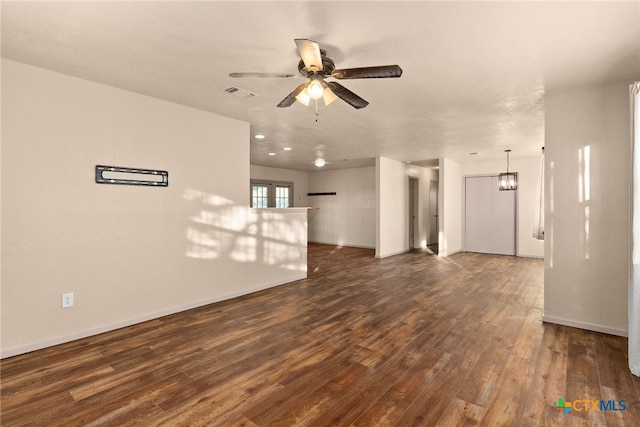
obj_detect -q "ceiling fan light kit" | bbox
[306,75,324,99]
[294,87,311,106]
[321,82,338,105]
[230,38,403,109]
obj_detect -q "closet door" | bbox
[465,176,516,255]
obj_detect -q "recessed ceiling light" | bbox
[314,159,326,167]
[283,147,292,151]
[268,152,276,156]
[255,134,265,139]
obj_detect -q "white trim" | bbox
[0,274,306,359]
[375,248,408,259]
[542,315,628,337]
[438,248,462,257]
[629,81,640,376]
[308,240,375,250]
[250,207,310,213]
[518,254,545,259]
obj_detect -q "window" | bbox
[251,184,269,208]
[250,181,293,208]
[275,185,290,208]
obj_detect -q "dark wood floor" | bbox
[2,244,639,426]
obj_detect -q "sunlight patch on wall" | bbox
[183,189,307,272]
[584,206,590,260]
[549,160,554,268]
[184,188,235,207]
[185,227,221,260]
[578,146,591,260]
[231,236,257,262]
[578,145,591,203]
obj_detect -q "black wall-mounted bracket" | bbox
[95,165,168,187]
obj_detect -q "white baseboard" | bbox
[518,254,545,259]
[438,248,461,257]
[375,248,408,259]
[308,240,375,250]
[542,315,628,337]
[1,274,306,359]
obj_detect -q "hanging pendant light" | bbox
[498,149,518,191]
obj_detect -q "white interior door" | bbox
[465,176,516,255]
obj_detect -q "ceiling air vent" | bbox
[221,86,259,99]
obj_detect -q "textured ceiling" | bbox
[2,1,639,171]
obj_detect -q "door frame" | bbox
[428,179,439,246]
[408,177,419,249]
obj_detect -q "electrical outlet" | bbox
[62,292,74,308]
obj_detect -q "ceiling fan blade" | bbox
[277,82,308,108]
[294,39,323,72]
[326,82,369,109]
[331,65,403,79]
[229,72,298,78]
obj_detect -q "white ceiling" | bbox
[2,1,639,171]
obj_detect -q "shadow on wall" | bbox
[183,188,307,272]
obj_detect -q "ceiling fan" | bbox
[229,39,403,109]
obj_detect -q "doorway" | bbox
[428,179,439,254]
[408,178,419,249]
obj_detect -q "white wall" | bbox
[461,156,544,258]
[544,81,631,336]
[439,158,462,257]
[250,165,309,207]
[308,166,375,248]
[376,157,408,258]
[1,60,307,357]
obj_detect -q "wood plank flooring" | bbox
[2,244,639,426]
